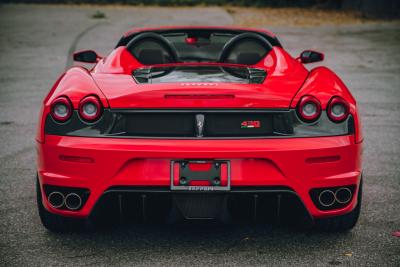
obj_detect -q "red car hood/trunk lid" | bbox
[92,48,309,109]
[93,72,308,109]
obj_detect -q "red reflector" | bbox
[173,162,180,186]
[59,155,95,163]
[165,94,234,99]
[220,163,228,186]
[305,155,340,164]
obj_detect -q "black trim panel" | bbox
[44,109,354,139]
[89,185,314,226]
[105,185,295,194]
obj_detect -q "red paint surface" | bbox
[37,135,362,219]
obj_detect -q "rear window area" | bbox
[118,29,281,64]
[164,33,233,62]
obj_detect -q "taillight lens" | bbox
[79,96,102,122]
[50,97,72,122]
[297,95,321,122]
[327,97,349,123]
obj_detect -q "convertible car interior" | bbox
[119,29,279,65]
[116,29,277,84]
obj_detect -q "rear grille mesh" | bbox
[114,110,294,138]
[44,109,352,139]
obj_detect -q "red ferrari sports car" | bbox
[36,26,363,232]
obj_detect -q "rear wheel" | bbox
[36,176,86,233]
[315,178,362,232]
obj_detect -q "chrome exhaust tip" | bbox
[48,191,65,209]
[318,190,335,207]
[64,193,82,210]
[335,187,352,204]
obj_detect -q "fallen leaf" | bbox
[344,252,353,257]
[392,231,400,237]
[91,11,106,19]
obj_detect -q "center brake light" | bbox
[165,94,235,99]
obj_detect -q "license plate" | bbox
[170,160,230,191]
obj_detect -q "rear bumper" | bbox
[37,134,362,220]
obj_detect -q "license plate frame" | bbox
[170,160,231,192]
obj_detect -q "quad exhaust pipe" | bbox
[65,193,82,210]
[47,191,82,210]
[335,187,352,204]
[48,191,65,209]
[318,187,353,207]
[318,190,335,207]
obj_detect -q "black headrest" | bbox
[236,53,262,65]
[138,49,165,65]
[219,32,272,63]
[126,32,178,64]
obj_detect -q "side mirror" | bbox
[73,50,101,63]
[298,50,324,64]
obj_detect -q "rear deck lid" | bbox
[93,62,308,109]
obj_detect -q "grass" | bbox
[225,7,391,26]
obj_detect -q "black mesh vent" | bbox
[115,111,290,138]
[124,113,195,137]
[44,109,353,139]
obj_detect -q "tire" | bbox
[315,178,362,232]
[36,176,86,233]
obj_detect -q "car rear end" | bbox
[36,32,362,231]
[38,97,361,227]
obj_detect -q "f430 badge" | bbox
[241,120,261,129]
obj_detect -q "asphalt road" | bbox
[0,4,399,267]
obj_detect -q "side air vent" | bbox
[248,68,267,84]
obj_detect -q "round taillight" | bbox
[327,97,349,123]
[297,95,321,122]
[50,97,72,122]
[79,96,102,122]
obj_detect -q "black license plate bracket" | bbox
[170,160,230,191]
